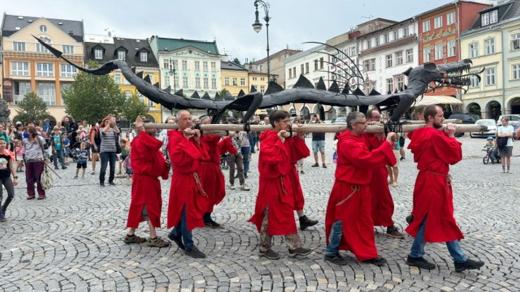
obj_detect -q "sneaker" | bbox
[260,249,281,260]
[100,182,105,187]
[91,171,95,175]
[123,234,146,244]
[311,163,319,167]
[406,256,436,270]
[146,237,170,248]
[37,196,46,200]
[109,182,116,186]
[299,215,318,231]
[288,247,312,258]
[27,196,35,200]
[240,185,250,191]
[62,166,67,170]
[205,219,222,229]
[405,214,414,224]
[386,226,404,239]
[74,176,78,179]
[0,209,5,222]
[168,232,185,250]
[322,164,327,168]
[324,253,349,266]
[454,258,484,273]
[300,170,305,174]
[228,185,235,190]
[362,256,387,266]
[400,157,405,161]
[185,246,206,258]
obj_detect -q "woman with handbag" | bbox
[497,116,514,173]
[23,126,46,200]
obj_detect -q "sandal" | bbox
[146,237,170,248]
[124,234,146,244]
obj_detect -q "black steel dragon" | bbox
[35,37,481,125]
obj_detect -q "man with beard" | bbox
[405,105,484,272]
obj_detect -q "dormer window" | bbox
[482,9,498,26]
[117,50,126,61]
[40,25,47,33]
[140,51,148,62]
[94,48,103,60]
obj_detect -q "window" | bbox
[13,81,31,104]
[482,10,498,26]
[469,75,480,88]
[139,51,148,62]
[320,58,324,69]
[385,54,392,68]
[395,51,403,65]
[95,49,103,60]
[203,77,209,89]
[406,49,414,63]
[63,45,74,55]
[423,20,430,32]
[224,77,230,86]
[434,16,443,29]
[212,77,217,89]
[301,64,304,75]
[485,67,496,86]
[513,64,520,80]
[40,25,47,33]
[383,33,389,44]
[293,67,297,77]
[37,82,56,105]
[396,75,405,90]
[288,68,292,79]
[60,64,77,78]
[448,40,456,57]
[447,12,456,25]
[232,78,237,86]
[481,13,490,26]
[386,78,393,93]
[403,26,409,37]
[114,73,121,84]
[305,62,309,74]
[37,63,53,77]
[314,59,318,71]
[469,42,479,58]
[435,44,444,60]
[392,31,397,41]
[240,78,245,86]
[211,62,216,71]
[37,43,49,53]
[423,47,432,62]
[13,42,25,52]
[195,61,200,71]
[11,62,29,76]
[182,60,188,70]
[485,38,495,55]
[117,50,126,61]
[195,76,201,89]
[203,61,208,72]
[182,76,188,87]
[363,58,375,71]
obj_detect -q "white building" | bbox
[357,18,419,95]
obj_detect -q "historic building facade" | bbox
[221,61,249,96]
[248,48,301,88]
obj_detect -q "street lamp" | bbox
[252,0,271,81]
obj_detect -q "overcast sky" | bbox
[1,0,492,62]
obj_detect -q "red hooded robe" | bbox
[126,131,169,228]
[199,134,226,213]
[325,130,396,261]
[406,127,464,242]
[286,136,310,211]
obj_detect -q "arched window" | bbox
[40,25,47,33]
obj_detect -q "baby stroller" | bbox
[482,137,500,165]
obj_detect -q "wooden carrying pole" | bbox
[144,123,487,134]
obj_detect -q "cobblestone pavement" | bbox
[0,136,519,291]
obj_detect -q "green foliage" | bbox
[62,65,125,124]
[122,93,148,123]
[14,92,49,125]
[0,99,11,123]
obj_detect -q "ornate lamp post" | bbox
[252,0,271,81]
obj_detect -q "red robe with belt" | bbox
[249,130,297,235]
[286,136,310,211]
[199,134,225,213]
[406,127,464,242]
[365,133,396,227]
[325,131,396,261]
[166,130,206,231]
[126,131,169,228]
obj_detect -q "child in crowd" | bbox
[118,138,130,176]
[14,140,25,172]
[74,142,88,179]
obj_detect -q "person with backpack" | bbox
[89,122,101,175]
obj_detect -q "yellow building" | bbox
[1,14,84,121]
[84,36,162,122]
[221,61,248,96]
[248,70,268,94]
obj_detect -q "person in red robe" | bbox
[198,116,226,228]
[166,110,207,258]
[324,111,396,266]
[405,105,484,273]
[365,108,403,238]
[249,110,312,260]
[124,117,170,247]
[285,124,318,230]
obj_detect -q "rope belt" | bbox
[193,172,208,197]
[336,184,360,207]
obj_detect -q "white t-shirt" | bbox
[497,125,514,147]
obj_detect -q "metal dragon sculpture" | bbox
[35,37,481,126]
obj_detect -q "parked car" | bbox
[470,119,497,138]
[448,113,478,137]
[497,114,520,131]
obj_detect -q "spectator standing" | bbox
[238,131,251,178]
[497,116,515,173]
[89,122,101,175]
[99,116,119,186]
[74,142,88,179]
[23,126,46,200]
[310,114,327,168]
[50,126,67,170]
[0,138,18,222]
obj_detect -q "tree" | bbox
[122,93,148,123]
[13,92,49,125]
[62,63,126,124]
[232,58,241,65]
[0,99,11,123]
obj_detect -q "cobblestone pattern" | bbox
[0,136,519,291]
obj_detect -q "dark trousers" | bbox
[169,207,194,250]
[99,152,116,184]
[25,161,45,198]
[0,176,15,213]
[241,146,251,176]
[53,148,65,169]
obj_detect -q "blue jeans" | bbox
[99,152,116,184]
[410,219,468,263]
[325,220,343,256]
[241,146,251,176]
[169,207,193,250]
[53,148,65,168]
